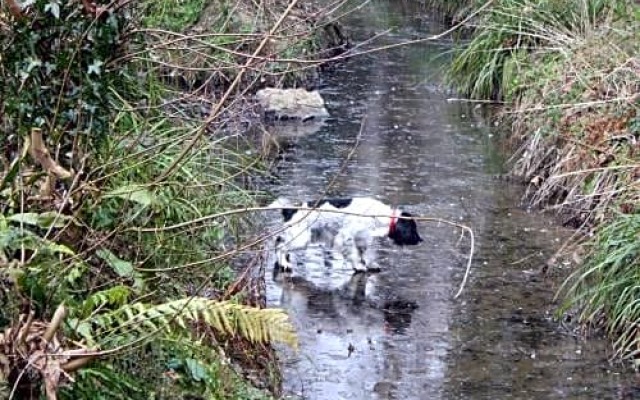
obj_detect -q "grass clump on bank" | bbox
[0,0,329,397]
[560,213,640,363]
[446,0,630,100]
[415,0,477,22]
[444,0,639,365]
[140,0,208,31]
[509,24,639,226]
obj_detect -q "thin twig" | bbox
[503,95,638,114]
[548,163,639,179]
[153,0,302,184]
[128,205,475,298]
[447,98,506,104]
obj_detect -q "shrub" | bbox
[0,1,297,398]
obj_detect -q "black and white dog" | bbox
[269,197,423,271]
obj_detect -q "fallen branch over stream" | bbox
[128,206,475,299]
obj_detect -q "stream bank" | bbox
[442,0,640,365]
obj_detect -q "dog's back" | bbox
[270,196,422,270]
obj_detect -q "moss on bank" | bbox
[444,0,639,365]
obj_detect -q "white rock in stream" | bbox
[256,88,330,121]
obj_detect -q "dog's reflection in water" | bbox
[272,266,418,335]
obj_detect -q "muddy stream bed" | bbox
[261,1,637,399]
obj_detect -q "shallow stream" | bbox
[264,2,637,399]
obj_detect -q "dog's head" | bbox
[389,211,423,246]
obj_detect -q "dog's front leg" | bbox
[343,239,366,272]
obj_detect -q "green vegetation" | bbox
[446,0,630,100]
[509,24,639,224]
[560,213,640,363]
[418,0,476,22]
[0,0,331,397]
[140,0,208,31]
[140,0,349,90]
[443,0,639,365]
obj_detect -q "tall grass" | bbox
[456,0,640,367]
[559,213,640,361]
[446,0,629,99]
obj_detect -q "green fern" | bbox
[84,298,297,349]
[0,379,8,399]
[0,215,75,258]
[59,364,145,400]
[81,285,133,317]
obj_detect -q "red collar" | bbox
[389,209,398,235]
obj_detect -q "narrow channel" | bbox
[265,1,636,398]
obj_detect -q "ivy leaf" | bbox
[7,212,75,229]
[96,248,134,278]
[25,57,42,74]
[44,1,61,19]
[44,62,57,75]
[96,248,146,290]
[87,60,104,76]
[184,358,208,382]
[166,358,182,370]
[104,184,156,207]
[39,240,76,256]
[67,318,94,344]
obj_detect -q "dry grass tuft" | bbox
[508,24,639,227]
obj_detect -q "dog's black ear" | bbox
[394,212,423,245]
[282,208,297,222]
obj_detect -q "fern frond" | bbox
[81,285,132,317]
[91,298,297,349]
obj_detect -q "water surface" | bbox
[264,2,637,399]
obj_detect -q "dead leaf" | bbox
[530,175,543,186]
[29,128,73,180]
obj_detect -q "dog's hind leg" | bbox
[333,231,365,271]
[355,233,382,271]
[356,243,367,267]
[274,236,293,271]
